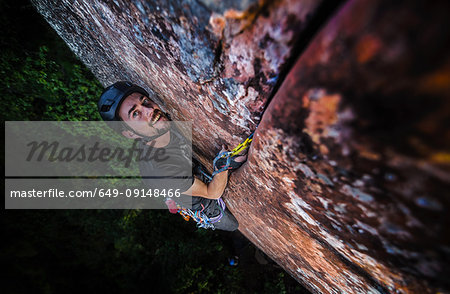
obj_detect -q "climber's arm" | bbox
[182,146,248,199]
[182,170,229,199]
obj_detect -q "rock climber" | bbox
[98,81,247,231]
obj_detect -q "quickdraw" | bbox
[230,132,254,157]
[211,132,254,177]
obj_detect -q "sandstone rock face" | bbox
[33,0,450,292]
[33,0,323,167]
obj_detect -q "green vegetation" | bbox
[0,1,102,121]
[1,0,306,293]
[1,45,101,121]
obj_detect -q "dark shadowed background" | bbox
[0,0,308,293]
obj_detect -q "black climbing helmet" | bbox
[98,81,149,121]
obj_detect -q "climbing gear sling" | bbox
[166,197,226,230]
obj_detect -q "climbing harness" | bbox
[165,197,226,230]
[165,162,225,230]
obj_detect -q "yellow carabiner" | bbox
[230,134,253,157]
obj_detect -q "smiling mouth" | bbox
[150,109,162,126]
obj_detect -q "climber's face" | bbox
[118,92,170,137]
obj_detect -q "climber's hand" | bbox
[233,152,247,163]
[214,145,248,172]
